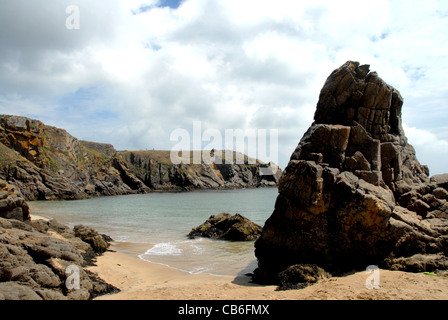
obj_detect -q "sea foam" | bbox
[143,242,183,256]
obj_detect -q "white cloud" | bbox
[0,0,447,174]
[403,124,448,175]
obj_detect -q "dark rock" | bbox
[431,174,448,189]
[407,199,431,218]
[276,264,330,290]
[22,234,84,265]
[433,188,448,200]
[384,253,448,273]
[73,224,111,254]
[83,269,120,299]
[112,157,151,194]
[30,219,50,233]
[422,194,442,210]
[48,219,73,235]
[28,264,62,288]
[34,288,68,300]
[189,213,262,241]
[253,61,448,285]
[345,151,371,171]
[399,190,419,207]
[0,282,42,300]
[0,215,119,300]
[0,179,30,221]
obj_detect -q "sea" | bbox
[29,187,278,277]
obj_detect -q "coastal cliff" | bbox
[119,150,280,191]
[254,61,448,284]
[0,115,281,201]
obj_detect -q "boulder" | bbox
[0,216,119,300]
[0,282,42,300]
[73,224,110,254]
[0,179,30,222]
[188,213,262,241]
[277,264,331,291]
[431,174,448,189]
[253,61,448,284]
[433,188,448,200]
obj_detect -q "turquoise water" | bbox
[29,188,278,276]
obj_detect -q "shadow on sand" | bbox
[231,259,274,288]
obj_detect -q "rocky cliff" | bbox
[253,61,448,284]
[0,115,281,201]
[119,150,281,191]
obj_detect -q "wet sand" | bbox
[88,242,448,300]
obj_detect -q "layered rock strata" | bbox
[0,179,118,300]
[0,179,30,222]
[119,150,281,191]
[0,115,281,201]
[254,61,448,284]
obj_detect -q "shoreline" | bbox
[26,185,279,203]
[87,242,258,300]
[29,213,50,222]
[30,211,448,300]
[88,241,448,300]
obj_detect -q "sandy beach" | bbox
[88,242,448,300]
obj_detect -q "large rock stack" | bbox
[253,61,448,284]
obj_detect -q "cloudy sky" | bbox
[0,0,447,174]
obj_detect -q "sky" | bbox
[0,0,447,175]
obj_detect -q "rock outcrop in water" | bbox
[253,61,448,284]
[188,213,262,241]
[0,179,118,300]
[0,115,281,201]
